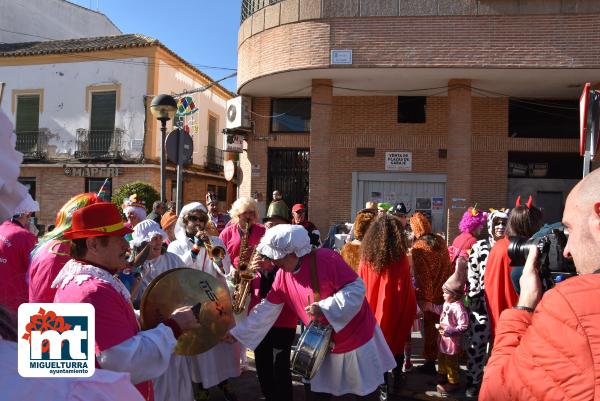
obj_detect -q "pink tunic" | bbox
[0,220,37,311]
[219,222,266,269]
[249,270,297,329]
[28,240,71,303]
[431,301,469,355]
[54,273,153,400]
[266,249,376,353]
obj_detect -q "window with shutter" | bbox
[208,114,218,149]
[15,95,40,153]
[90,91,116,153]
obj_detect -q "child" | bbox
[425,260,469,397]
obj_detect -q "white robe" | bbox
[167,236,241,388]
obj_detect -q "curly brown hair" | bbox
[360,214,408,273]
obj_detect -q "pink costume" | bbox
[232,246,395,396]
[431,301,469,355]
[53,260,177,401]
[28,240,70,303]
[0,219,37,311]
[219,222,266,269]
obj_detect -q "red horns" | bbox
[515,195,533,208]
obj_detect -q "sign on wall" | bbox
[223,133,244,153]
[385,152,412,171]
[64,167,120,177]
[331,50,353,65]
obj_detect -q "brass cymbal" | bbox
[140,267,234,355]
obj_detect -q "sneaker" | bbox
[194,388,210,401]
[436,383,459,397]
[220,383,239,401]
[416,361,437,375]
[465,385,480,398]
[403,360,413,372]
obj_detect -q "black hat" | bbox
[393,202,411,216]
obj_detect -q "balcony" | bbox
[205,145,224,172]
[15,130,49,160]
[241,0,284,23]
[74,128,124,160]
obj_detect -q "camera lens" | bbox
[508,236,539,266]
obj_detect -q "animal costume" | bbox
[341,209,376,272]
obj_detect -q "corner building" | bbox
[236,0,600,239]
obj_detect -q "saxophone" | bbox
[232,221,257,314]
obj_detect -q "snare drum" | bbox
[290,320,334,380]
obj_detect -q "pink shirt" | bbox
[431,301,469,355]
[0,220,37,311]
[29,240,71,303]
[266,249,376,353]
[219,222,266,269]
[249,269,297,329]
[54,274,153,400]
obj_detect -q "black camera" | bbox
[508,224,576,291]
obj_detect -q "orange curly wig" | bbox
[410,212,432,239]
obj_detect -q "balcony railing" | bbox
[205,145,224,172]
[74,128,124,160]
[15,130,49,160]
[241,0,284,23]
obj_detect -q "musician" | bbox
[52,202,200,401]
[229,224,396,401]
[206,191,230,235]
[167,202,240,401]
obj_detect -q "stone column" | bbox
[308,79,333,234]
[447,79,472,241]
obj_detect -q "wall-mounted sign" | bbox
[385,152,412,171]
[331,49,352,65]
[223,133,244,153]
[224,160,235,182]
[64,167,120,177]
[251,164,261,177]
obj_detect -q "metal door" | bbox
[267,148,310,209]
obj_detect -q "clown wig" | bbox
[31,192,101,258]
[458,207,487,234]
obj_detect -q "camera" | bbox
[508,224,576,291]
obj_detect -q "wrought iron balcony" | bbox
[241,0,284,23]
[205,145,224,172]
[15,129,49,160]
[74,128,124,160]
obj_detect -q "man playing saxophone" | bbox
[167,202,240,401]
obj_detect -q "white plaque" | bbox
[385,152,412,171]
[331,50,352,65]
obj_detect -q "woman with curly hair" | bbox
[358,214,417,394]
[410,212,453,375]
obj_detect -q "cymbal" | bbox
[140,267,235,355]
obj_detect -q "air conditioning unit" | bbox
[226,96,252,130]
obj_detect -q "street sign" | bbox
[165,128,193,165]
[224,160,235,181]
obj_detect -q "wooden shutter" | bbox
[90,91,116,132]
[16,95,40,133]
[208,115,218,148]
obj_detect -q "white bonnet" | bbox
[131,219,167,247]
[257,224,312,260]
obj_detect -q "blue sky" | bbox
[70,0,242,92]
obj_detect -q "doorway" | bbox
[267,148,310,210]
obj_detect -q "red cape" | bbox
[359,255,417,355]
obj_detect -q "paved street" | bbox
[204,330,469,401]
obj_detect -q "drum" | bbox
[290,320,334,380]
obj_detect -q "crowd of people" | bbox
[2,103,600,401]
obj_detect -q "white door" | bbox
[352,172,447,234]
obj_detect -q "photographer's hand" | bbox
[517,247,543,310]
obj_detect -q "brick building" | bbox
[235,0,600,239]
[0,35,234,229]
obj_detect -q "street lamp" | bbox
[150,94,177,202]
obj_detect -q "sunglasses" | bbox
[494,221,507,226]
[259,254,272,262]
[187,215,207,223]
[294,210,305,214]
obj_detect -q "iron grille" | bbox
[267,148,310,211]
[74,128,124,160]
[205,145,224,172]
[15,129,48,160]
[241,0,285,23]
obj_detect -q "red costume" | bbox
[359,256,417,355]
[483,236,519,338]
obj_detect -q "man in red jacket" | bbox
[481,168,600,401]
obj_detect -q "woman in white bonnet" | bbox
[229,224,396,400]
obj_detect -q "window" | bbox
[508,152,580,179]
[270,98,311,133]
[86,178,112,200]
[207,184,217,194]
[398,96,426,123]
[208,114,218,148]
[90,91,117,153]
[508,99,578,139]
[18,177,36,200]
[217,186,227,202]
[15,95,41,154]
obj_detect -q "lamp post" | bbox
[150,94,177,202]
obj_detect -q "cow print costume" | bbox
[465,209,509,391]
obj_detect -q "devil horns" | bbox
[515,195,533,208]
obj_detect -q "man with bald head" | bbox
[480,169,600,400]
